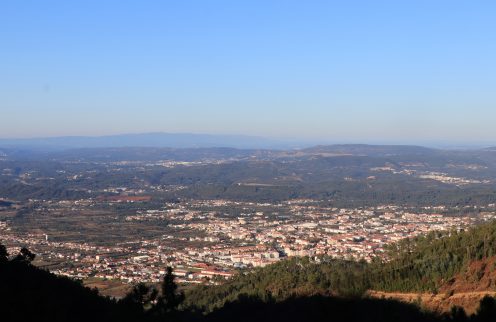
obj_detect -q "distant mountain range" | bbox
[0,133,305,150]
[0,133,494,151]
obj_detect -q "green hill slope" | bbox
[184,220,496,319]
[369,220,496,292]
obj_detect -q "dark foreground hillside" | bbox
[203,295,440,322]
[0,256,135,322]
[3,243,496,322]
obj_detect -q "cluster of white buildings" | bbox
[1,199,495,287]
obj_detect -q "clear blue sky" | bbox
[1,1,496,144]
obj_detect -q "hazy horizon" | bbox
[0,131,494,150]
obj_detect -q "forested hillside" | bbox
[0,247,130,322]
[184,257,369,312]
[184,220,496,318]
[369,220,496,292]
[5,221,496,321]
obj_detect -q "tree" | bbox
[474,296,496,322]
[14,247,36,263]
[120,283,158,315]
[449,306,467,322]
[123,283,157,306]
[0,243,8,263]
[153,267,184,317]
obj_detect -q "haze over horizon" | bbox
[2,1,496,143]
[0,132,494,150]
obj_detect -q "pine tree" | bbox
[152,266,184,318]
[0,243,8,263]
[14,247,36,263]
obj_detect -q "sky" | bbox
[1,1,496,144]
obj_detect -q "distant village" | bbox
[2,197,495,286]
